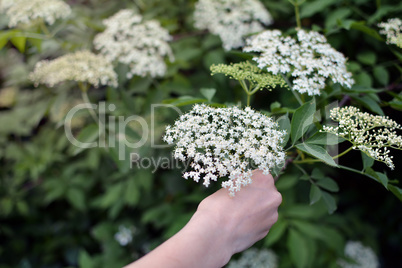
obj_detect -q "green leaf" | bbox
[340,20,383,41]
[276,174,298,191]
[124,178,140,206]
[375,172,388,188]
[388,184,402,201]
[291,99,316,144]
[309,184,322,205]
[316,177,339,192]
[287,229,309,268]
[356,51,377,65]
[361,151,374,170]
[0,31,12,50]
[321,191,337,214]
[373,66,389,86]
[355,71,373,87]
[311,168,325,179]
[100,182,125,208]
[264,217,288,246]
[325,8,352,29]
[10,36,26,53]
[66,188,86,211]
[72,123,99,155]
[352,95,384,115]
[200,88,216,102]
[296,143,338,167]
[299,0,337,19]
[78,250,95,268]
[306,132,344,145]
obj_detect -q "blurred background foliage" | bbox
[0,0,401,267]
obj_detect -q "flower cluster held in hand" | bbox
[322,106,402,169]
[94,9,174,79]
[29,50,118,88]
[243,29,354,95]
[163,104,286,196]
[0,0,71,28]
[337,241,378,268]
[378,18,402,48]
[193,0,273,51]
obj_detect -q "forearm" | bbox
[125,211,232,268]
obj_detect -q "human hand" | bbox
[194,170,282,256]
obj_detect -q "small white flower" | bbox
[337,241,379,268]
[193,0,273,51]
[322,106,402,169]
[228,248,278,268]
[163,104,286,196]
[114,225,134,246]
[243,29,354,95]
[1,0,71,28]
[29,50,118,88]
[93,9,174,78]
[378,18,402,48]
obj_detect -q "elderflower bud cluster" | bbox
[29,50,118,88]
[322,106,402,169]
[193,0,273,51]
[163,104,286,196]
[337,241,379,268]
[210,61,286,91]
[243,30,354,95]
[378,18,402,48]
[0,0,71,28]
[228,248,278,268]
[93,9,174,79]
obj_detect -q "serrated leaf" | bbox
[375,171,388,188]
[352,95,384,115]
[321,191,337,214]
[316,177,339,192]
[296,143,338,167]
[287,229,309,268]
[200,88,216,102]
[291,100,316,144]
[162,96,207,107]
[309,184,322,205]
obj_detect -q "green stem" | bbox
[376,0,381,9]
[39,20,52,37]
[281,74,303,105]
[294,1,302,29]
[80,86,100,126]
[332,146,354,159]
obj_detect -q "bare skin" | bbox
[125,170,282,268]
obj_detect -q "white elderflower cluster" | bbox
[114,225,135,246]
[228,248,278,268]
[29,50,118,88]
[337,241,379,268]
[163,104,286,196]
[0,0,71,28]
[243,30,354,95]
[378,18,402,48]
[322,106,402,169]
[193,0,273,51]
[93,9,174,79]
